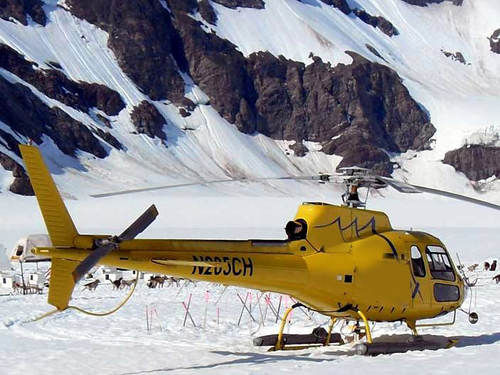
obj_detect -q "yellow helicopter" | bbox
[19,145,497,355]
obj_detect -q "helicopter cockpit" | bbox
[426,246,456,282]
[410,242,461,305]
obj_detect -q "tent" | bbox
[10,235,52,262]
[0,244,13,271]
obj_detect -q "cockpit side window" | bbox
[411,246,426,277]
[426,246,455,281]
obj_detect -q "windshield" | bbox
[426,246,455,281]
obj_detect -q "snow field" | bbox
[1,268,500,375]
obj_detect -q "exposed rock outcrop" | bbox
[442,50,467,64]
[0,0,46,26]
[198,0,218,25]
[9,174,34,195]
[0,129,20,157]
[92,128,123,150]
[0,76,108,159]
[401,0,463,6]
[131,101,167,140]
[443,145,500,181]
[0,0,436,183]
[0,151,34,195]
[169,3,256,133]
[198,0,264,26]
[212,0,264,9]
[167,0,435,175]
[319,0,351,15]
[366,44,384,60]
[246,52,434,174]
[320,1,397,37]
[290,142,308,157]
[65,0,185,102]
[0,44,125,116]
[178,98,196,118]
[353,9,399,37]
[489,29,500,54]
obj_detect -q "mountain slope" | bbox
[0,0,499,200]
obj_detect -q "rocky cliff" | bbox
[166,0,433,175]
[444,145,500,181]
[0,0,46,26]
[1,0,498,197]
[490,29,500,54]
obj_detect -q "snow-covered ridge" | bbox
[462,126,500,147]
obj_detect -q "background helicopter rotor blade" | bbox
[72,205,159,282]
[90,175,337,198]
[377,176,500,211]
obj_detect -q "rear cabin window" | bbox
[426,246,455,281]
[411,246,426,277]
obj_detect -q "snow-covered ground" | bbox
[2,189,500,374]
[1,267,500,375]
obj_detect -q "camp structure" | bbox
[10,235,52,262]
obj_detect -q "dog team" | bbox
[82,275,193,291]
[467,260,500,283]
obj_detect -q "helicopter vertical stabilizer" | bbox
[19,145,79,247]
[19,145,80,310]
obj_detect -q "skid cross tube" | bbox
[324,317,338,345]
[416,310,457,328]
[357,310,373,344]
[273,303,302,351]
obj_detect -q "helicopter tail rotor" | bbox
[72,204,159,283]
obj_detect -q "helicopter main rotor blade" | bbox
[90,175,337,198]
[377,176,500,211]
[411,184,500,211]
[72,205,159,282]
[375,176,421,194]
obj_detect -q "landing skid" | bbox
[253,328,343,349]
[253,303,343,351]
[253,303,459,355]
[355,334,458,355]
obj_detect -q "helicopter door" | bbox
[409,245,431,308]
[425,246,460,303]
